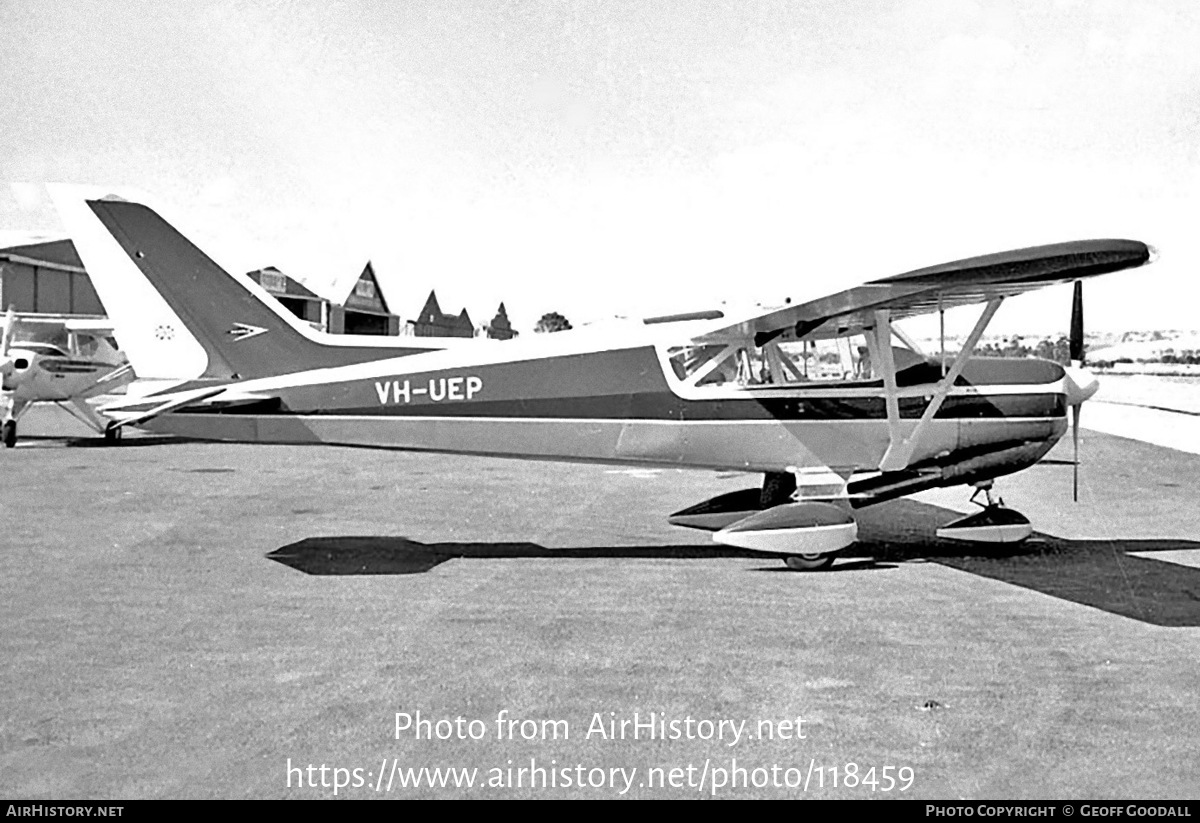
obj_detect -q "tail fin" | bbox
[49,186,442,382]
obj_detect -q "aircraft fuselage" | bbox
[136,341,1070,484]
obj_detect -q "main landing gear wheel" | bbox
[784,553,836,571]
[104,424,122,444]
[2,420,15,448]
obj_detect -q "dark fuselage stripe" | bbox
[176,391,1066,421]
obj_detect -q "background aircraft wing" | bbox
[691,239,1152,343]
[7,315,114,334]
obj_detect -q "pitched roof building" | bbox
[330,262,398,335]
[484,302,518,340]
[246,261,401,335]
[246,266,324,328]
[409,290,474,338]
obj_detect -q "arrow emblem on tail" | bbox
[228,322,268,342]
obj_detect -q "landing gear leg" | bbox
[760,471,796,508]
[969,480,1001,509]
[1,391,13,448]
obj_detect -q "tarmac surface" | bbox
[2,403,1199,799]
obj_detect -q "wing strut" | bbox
[870,311,902,451]
[889,322,925,357]
[878,297,1004,472]
[58,397,110,434]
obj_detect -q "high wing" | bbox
[691,239,1152,344]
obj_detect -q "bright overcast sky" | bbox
[1,0,1197,335]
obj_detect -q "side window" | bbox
[664,335,885,391]
[665,342,799,388]
[667,344,727,382]
[72,333,101,359]
[781,336,875,382]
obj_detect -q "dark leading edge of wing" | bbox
[697,239,1153,342]
[880,239,1151,287]
[873,238,1153,317]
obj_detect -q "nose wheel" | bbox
[936,481,1033,544]
[2,419,15,448]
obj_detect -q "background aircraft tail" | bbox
[50,186,442,382]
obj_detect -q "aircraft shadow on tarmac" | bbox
[268,499,1200,628]
[9,434,193,449]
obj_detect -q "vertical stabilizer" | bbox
[49,186,446,382]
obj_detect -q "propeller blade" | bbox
[1069,280,1084,365]
[1072,403,1081,502]
[1068,279,1087,501]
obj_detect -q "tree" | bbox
[1052,336,1073,365]
[534,312,572,333]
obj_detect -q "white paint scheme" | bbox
[48,185,210,380]
[95,317,1079,407]
[53,184,1152,562]
[715,521,858,554]
[935,523,1033,543]
[95,302,1070,473]
[1,314,134,444]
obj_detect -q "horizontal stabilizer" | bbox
[102,386,227,430]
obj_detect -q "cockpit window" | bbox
[72,333,101,359]
[667,344,727,382]
[19,327,70,351]
[19,342,69,358]
[665,335,888,389]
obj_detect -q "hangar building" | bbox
[410,290,474,338]
[0,237,104,316]
[3,237,518,340]
[246,262,401,335]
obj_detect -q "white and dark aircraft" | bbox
[56,187,1153,568]
[0,308,134,447]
